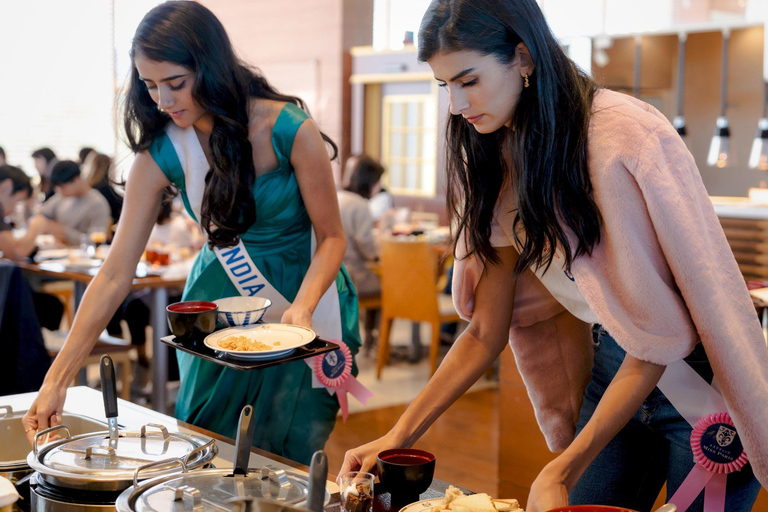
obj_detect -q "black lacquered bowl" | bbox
[166,301,218,342]
[376,448,435,502]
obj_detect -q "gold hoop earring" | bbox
[524,74,529,88]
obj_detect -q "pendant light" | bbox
[749,30,768,170]
[707,29,731,168]
[673,33,687,137]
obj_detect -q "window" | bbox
[381,94,437,197]
[0,0,161,180]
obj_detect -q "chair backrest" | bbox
[379,238,439,321]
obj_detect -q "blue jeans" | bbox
[568,326,761,512]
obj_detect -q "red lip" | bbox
[464,114,484,124]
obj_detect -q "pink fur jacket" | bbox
[452,89,768,486]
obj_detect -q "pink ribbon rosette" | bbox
[312,340,373,422]
[669,412,748,512]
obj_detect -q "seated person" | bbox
[0,165,46,261]
[338,155,384,296]
[31,147,58,201]
[82,152,123,229]
[0,165,63,330]
[32,160,110,246]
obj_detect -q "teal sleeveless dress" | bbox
[148,103,361,464]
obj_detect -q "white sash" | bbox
[657,359,727,428]
[213,241,342,342]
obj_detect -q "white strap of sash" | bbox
[657,359,728,428]
[214,240,342,341]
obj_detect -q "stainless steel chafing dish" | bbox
[114,406,330,512]
[26,356,217,512]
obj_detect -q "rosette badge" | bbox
[669,412,748,512]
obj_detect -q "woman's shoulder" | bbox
[590,89,671,133]
[589,89,682,163]
[248,99,307,132]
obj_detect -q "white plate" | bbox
[399,499,444,512]
[204,324,316,359]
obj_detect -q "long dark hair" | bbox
[124,1,337,248]
[419,0,601,274]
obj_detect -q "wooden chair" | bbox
[376,238,461,378]
[43,331,135,400]
[41,281,74,329]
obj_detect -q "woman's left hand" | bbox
[526,461,570,512]
[281,305,313,329]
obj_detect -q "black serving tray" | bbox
[160,332,339,371]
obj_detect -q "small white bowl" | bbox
[213,296,272,326]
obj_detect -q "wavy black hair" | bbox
[124,1,337,248]
[419,0,601,274]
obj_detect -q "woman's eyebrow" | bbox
[436,68,475,82]
[139,74,188,83]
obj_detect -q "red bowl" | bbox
[547,507,639,512]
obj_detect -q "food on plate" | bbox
[218,335,273,351]
[343,482,373,512]
[430,486,523,512]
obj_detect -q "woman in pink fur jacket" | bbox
[341,0,768,511]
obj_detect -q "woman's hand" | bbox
[281,304,313,329]
[340,432,403,475]
[526,460,570,512]
[22,382,67,446]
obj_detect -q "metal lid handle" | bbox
[85,445,117,463]
[133,457,188,487]
[140,423,170,440]
[183,438,216,467]
[172,485,203,511]
[0,405,13,418]
[33,425,72,455]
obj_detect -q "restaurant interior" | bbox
[1,0,768,511]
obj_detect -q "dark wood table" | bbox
[15,260,187,413]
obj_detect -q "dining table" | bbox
[14,257,188,413]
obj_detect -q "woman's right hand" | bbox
[23,381,67,446]
[340,432,404,475]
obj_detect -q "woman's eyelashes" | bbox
[144,81,185,91]
[437,79,477,88]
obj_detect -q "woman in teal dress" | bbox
[23,1,360,464]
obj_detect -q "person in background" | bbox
[78,147,95,165]
[31,147,58,201]
[368,183,394,225]
[0,146,6,167]
[0,165,45,260]
[338,154,383,296]
[341,0,767,511]
[0,165,64,330]
[82,152,123,229]
[32,160,110,246]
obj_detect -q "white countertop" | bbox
[1,386,338,491]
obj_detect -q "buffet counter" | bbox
[1,386,336,491]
